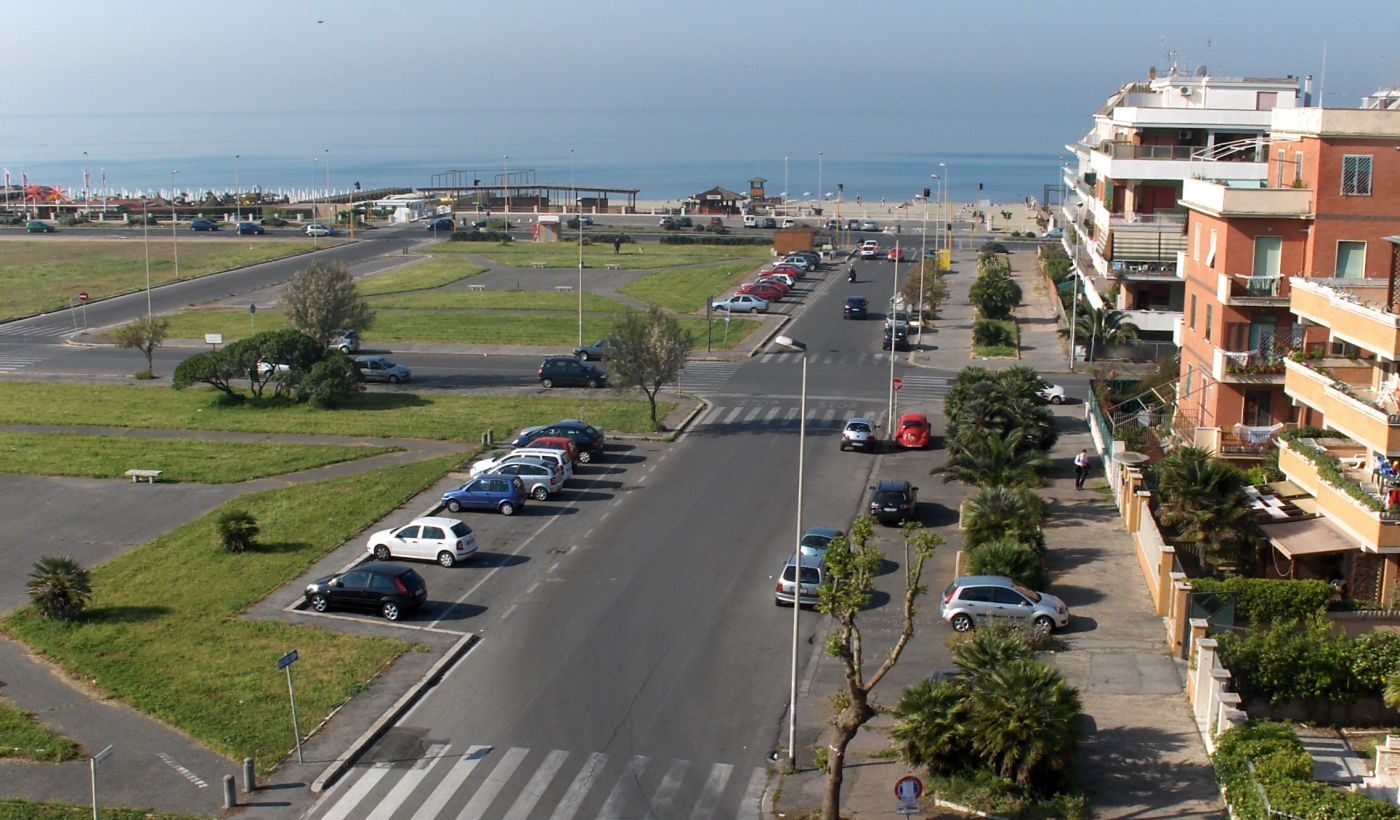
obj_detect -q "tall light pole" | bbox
[143,198,152,318]
[234,154,241,222]
[503,155,510,234]
[940,162,949,253]
[817,151,823,219]
[888,228,901,436]
[82,151,89,218]
[324,148,332,226]
[572,147,583,348]
[311,157,319,247]
[783,156,789,218]
[170,170,180,281]
[920,177,933,331]
[773,333,807,769]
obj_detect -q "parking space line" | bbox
[500,603,519,620]
[583,528,594,539]
[525,581,540,595]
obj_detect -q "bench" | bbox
[466,283,487,291]
[605,263,621,270]
[531,262,547,269]
[125,469,163,484]
[554,285,574,292]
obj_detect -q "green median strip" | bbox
[0,432,398,483]
[441,242,769,271]
[0,383,667,442]
[355,255,487,296]
[0,800,197,820]
[3,456,460,774]
[0,697,82,762]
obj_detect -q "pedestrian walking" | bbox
[613,236,621,255]
[1074,449,1091,490]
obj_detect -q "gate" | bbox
[1185,591,1238,656]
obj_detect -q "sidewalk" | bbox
[770,239,1223,817]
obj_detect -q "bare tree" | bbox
[818,517,942,820]
[606,306,692,430]
[282,260,374,346]
[113,316,170,378]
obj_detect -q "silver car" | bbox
[354,355,410,383]
[841,418,877,451]
[775,555,825,607]
[940,575,1070,633]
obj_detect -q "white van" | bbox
[743,214,758,228]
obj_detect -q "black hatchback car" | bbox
[538,357,608,389]
[304,562,427,621]
[513,420,606,462]
[190,219,220,231]
[882,321,911,351]
[869,480,919,525]
[844,296,869,319]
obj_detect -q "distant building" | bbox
[690,186,744,215]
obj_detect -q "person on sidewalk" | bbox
[1074,449,1091,490]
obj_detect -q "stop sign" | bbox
[892,377,904,392]
[78,291,88,303]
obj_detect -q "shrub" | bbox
[1217,616,1353,703]
[965,538,1046,589]
[972,319,1016,348]
[449,229,512,243]
[1350,632,1400,692]
[1188,578,1331,624]
[962,486,1047,552]
[657,235,769,246]
[26,556,92,621]
[216,509,260,553]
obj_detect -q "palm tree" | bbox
[27,556,92,621]
[951,625,1040,679]
[939,428,1050,489]
[966,538,1046,588]
[962,486,1047,551]
[945,370,1058,452]
[1155,447,1258,570]
[1075,304,1139,361]
[890,678,971,774]
[216,509,260,554]
[968,658,1084,787]
[969,268,1022,320]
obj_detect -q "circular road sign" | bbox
[249,303,257,314]
[892,377,904,392]
[78,291,88,303]
[894,775,923,799]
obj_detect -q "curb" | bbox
[311,631,479,793]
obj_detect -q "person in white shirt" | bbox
[1074,449,1091,490]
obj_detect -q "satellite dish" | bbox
[1195,65,1209,77]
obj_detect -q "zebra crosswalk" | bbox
[303,744,766,820]
[0,351,51,373]
[0,321,73,338]
[671,361,742,394]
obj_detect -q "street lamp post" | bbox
[773,333,807,769]
[324,148,331,226]
[783,156,789,218]
[234,154,241,223]
[503,155,510,235]
[572,147,583,349]
[82,151,89,219]
[170,170,180,281]
[311,158,318,248]
[143,198,152,319]
[888,229,901,436]
[939,162,949,253]
[817,151,823,219]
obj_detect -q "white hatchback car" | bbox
[366,516,477,567]
[305,223,332,237]
[840,417,878,451]
[1039,384,1067,404]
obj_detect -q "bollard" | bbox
[223,775,236,808]
[243,757,256,792]
[486,429,494,445]
[482,432,489,446]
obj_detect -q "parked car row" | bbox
[711,251,822,314]
[303,418,608,620]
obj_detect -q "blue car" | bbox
[442,474,527,515]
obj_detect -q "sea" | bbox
[4,109,1074,207]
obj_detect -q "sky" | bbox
[4,0,1400,193]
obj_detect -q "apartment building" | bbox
[1062,66,1303,344]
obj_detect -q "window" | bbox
[1342,155,1373,196]
[1184,364,1195,400]
[1206,229,1218,268]
[420,526,444,540]
[1193,225,1201,262]
[1257,91,1278,111]
[1294,153,1304,186]
[1189,293,1197,330]
[1254,236,1282,277]
[1276,149,1286,188]
[395,526,420,539]
[1205,304,1213,342]
[991,587,1029,606]
[1337,241,1366,278]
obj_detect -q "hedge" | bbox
[1214,721,1400,819]
[657,235,770,246]
[449,230,513,243]
[1188,577,1331,623]
[1218,617,1400,703]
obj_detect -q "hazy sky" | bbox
[5,0,1400,193]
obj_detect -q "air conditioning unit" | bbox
[1178,130,1194,140]
[1180,86,1193,97]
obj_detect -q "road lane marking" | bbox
[736,766,768,819]
[598,755,650,819]
[742,406,763,423]
[456,746,528,818]
[644,759,690,819]
[500,603,519,620]
[501,749,569,820]
[363,743,450,820]
[320,762,392,820]
[549,751,607,820]
[690,762,734,820]
[156,753,208,788]
[722,406,743,424]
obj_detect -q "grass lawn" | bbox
[0,383,669,441]
[367,290,628,312]
[356,254,488,296]
[445,241,769,271]
[0,432,397,483]
[619,262,761,313]
[4,457,457,774]
[0,801,196,820]
[0,697,81,762]
[0,240,314,321]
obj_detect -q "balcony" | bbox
[1284,358,1400,454]
[1108,214,1188,265]
[1211,324,1301,383]
[1087,142,1268,184]
[1277,435,1400,551]
[1289,278,1400,359]
[1180,178,1314,218]
[1217,272,1289,306]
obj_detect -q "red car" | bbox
[528,436,581,464]
[769,263,803,277]
[886,247,910,263]
[896,413,931,449]
[738,282,784,301]
[754,276,791,295]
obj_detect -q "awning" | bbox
[1262,517,1362,558]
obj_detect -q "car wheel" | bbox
[775,598,792,608]
[950,613,974,633]
[1050,395,1064,405]
[382,602,401,621]
[1033,615,1056,633]
[447,500,463,513]
[541,378,554,389]
[500,502,516,516]
[578,351,590,361]
[388,375,400,384]
[840,442,849,451]
[531,485,549,501]
[587,379,600,389]
[577,451,592,464]
[437,551,456,568]
[310,594,329,613]
[373,545,390,561]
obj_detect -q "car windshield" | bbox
[449,522,472,538]
[801,534,832,549]
[1013,582,1042,603]
[873,491,907,505]
[901,420,921,430]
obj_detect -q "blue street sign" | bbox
[277,650,299,670]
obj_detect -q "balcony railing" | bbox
[1220,323,1304,374]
